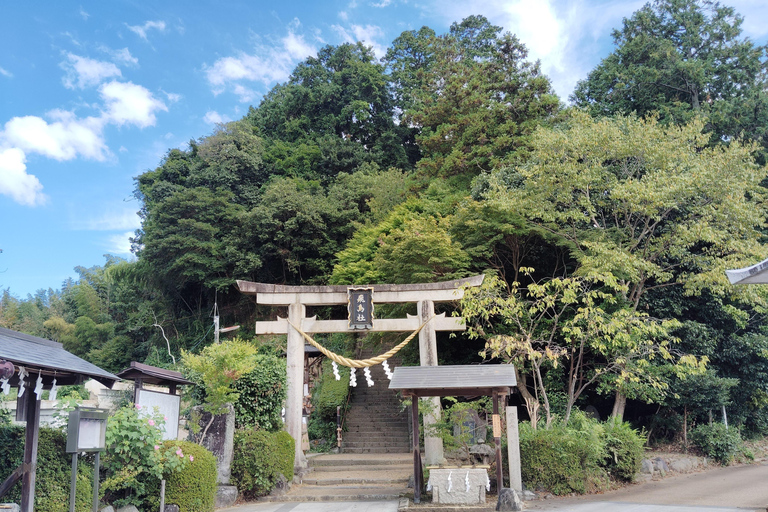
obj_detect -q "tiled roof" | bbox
[0,327,119,387]
[116,361,193,385]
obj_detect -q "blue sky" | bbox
[1,0,767,297]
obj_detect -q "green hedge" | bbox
[691,423,742,465]
[163,441,217,512]
[520,422,608,495]
[0,426,93,512]
[231,429,295,498]
[519,413,646,495]
[602,419,645,481]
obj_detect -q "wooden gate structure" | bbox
[237,275,484,469]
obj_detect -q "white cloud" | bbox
[339,11,349,21]
[61,53,122,89]
[126,20,166,41]
[110,47,139,67]
[78,209,141,231]
[203,111,232,125]
[371,0,392,7]
[99,81,167,128]
[2,111,107,161]
[107,231,136,254]
[164,91,182,103]
[0,66,12,78]
[332,23,387,59]
[79,7,89,20]
[0,148,46,206]
[427,0,644,101]
[204,20,317,101]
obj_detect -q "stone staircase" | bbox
[342,358,411,454]
[271,452,413,501]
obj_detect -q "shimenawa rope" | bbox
[287,316,435,368]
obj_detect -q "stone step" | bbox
[345,420,407,427]
[343,441,410,449]
[259,484,411,502]
[311,463,413,473]
[309,453,412,467]
[342,447,411,454]
[302,469,410,486]
[342,429,409,440]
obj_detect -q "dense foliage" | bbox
[690,423,744,464]
[233,354,287,431]
[231,429,295,498]
[308,359,351,449]
[2,3,768,463]
[0,426,93,512]
[102,404,189,510]
[519,414,645,494]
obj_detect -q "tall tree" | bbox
[406,16,560,184]
[486,111,768,418]
[571,0,768,162]
[249,42,416,176]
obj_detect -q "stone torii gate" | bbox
[237,275,484,469]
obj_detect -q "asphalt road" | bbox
[526,460,768,512]
[220,461,768,512]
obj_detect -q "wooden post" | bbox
[21,376,41,512]
[492,391,503,494]
[411,396,422,504]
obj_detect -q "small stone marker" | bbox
[496,488,523,511]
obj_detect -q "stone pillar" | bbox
[506,406,522,493]
[418,299,444,466]
[287,302,307,470]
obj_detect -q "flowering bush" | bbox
[102,404,188,510]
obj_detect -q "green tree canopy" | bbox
[571,0,768,162]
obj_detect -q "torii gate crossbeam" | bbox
[237,275,484,470]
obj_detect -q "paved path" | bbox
[527,460,768,512]
[219,461,768,512]
[218,501,400,512]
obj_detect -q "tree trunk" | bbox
[611,389,627,421]
[513,366,540,429]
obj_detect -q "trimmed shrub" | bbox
[233,354,287,431]
[232,429,295,498]
[691,423,742,465]
[519,421,608,495]
[0,426,93,512]
[163,440,218,512]
[602,419,645,482]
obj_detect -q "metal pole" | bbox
[159,479,166,512]
[92,452,100,512]
[69,453,78,512]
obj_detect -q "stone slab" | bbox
[428,468,489,505]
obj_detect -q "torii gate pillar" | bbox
[286,301,307,469]
[418,299,443,465]
[237,275,484,471]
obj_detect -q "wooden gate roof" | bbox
[388,364,516,397]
